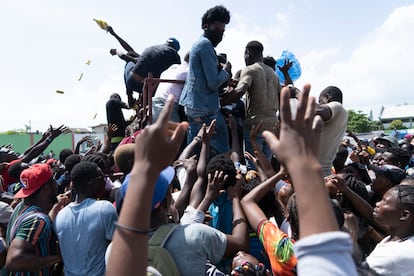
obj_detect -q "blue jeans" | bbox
[124,61,143,94]
[244,127,272,170]
[152,97,180,123]
[187,111,229,155]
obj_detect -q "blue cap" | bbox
[167,37,180,51]
[120,166,175,210]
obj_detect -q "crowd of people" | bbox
[1,4,414,276]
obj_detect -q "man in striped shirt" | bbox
[5,164,66,276]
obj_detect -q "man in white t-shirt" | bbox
[316,86,348,177]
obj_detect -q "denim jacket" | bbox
[179,35,230,113]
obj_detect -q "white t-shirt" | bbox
[318,101,348,177]
[154,62,189,102]
[366,235,414,275]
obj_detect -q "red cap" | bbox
[16,164,53,198]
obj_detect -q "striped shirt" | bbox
[5,202,58,276]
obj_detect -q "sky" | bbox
[1,0,414,132]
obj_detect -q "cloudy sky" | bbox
[1,0,413,132]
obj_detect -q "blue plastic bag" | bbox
[275,50,302,85]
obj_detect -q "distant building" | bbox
[379,104,414,129]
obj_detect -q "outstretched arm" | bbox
[263,85,337,238]
[107,26,138,56]
[20,125,68,163]
[106,96,188,276]
[241,169,286,232]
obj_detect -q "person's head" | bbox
[110,93,122,101]
[276,181,293,207]
[17,163,58,211]
[206,154,236,189]
[166,37,180,52]
[59,148,74,164]
[381,147,410,169]
[201,5,230,47]
[64,154,82,174]
[374,135,398,149]
[7,161,30,181]
[319,86,343,104]
[372,152,383,166]
[231,251,270,275]
[244,40,264,66]
[84,153,111,174]
[263,56,276,70]
[370,164,407,195]
[70,161,105,198]
[119,166,175,216]
[373,185,414,233]
[113,144,135,175]
[401,142,414,156]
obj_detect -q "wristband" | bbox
[115,222,153,234]
[193,136,202,143]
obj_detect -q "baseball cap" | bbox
[370,164,406,185]
[166,37,180,52]
[16,163,53,198]
[0,202,13,224]
[120,166,175,211]
[374,136,398,148]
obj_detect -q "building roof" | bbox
[380,104,414,120]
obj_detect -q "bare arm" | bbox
[241,170,285,232]
[20,125,67,163]
[223,182,249,258]
[107,26,138,55]
[263,85,338,238]
[6,239,61,272]
[106,96,188,276]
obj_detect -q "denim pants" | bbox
[187,111,229,155]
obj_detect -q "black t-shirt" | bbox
[133,44,181,78]
[106,99,128,137]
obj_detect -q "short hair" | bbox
[7,162,29,180]
[263,56,276,70]
[320,86,343,103]
[70,161,100,192]
[206,154,236,189]
[84,153,110,173]
[64,154,82,174]
[395,184,414,211]
[201,5,230,28]
[113,144,135,174]
[385,147,410,169]
[59,149,73,164]
[245,40,264,56]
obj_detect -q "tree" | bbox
[347,110,382,133]
[388,119,407,130]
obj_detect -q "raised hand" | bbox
[50,125,69,139]
[133,96,188,173]
[263,85,324,167]
[206,170,227,200]
[202,119,216,144]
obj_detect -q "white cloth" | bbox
[154,62,189,102]
[318,101,348,176]
[365,235,414,275]
[180,205,205,224]
[294,231,357,276]
[55,198,117,276]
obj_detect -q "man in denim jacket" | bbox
[179,5,232,154]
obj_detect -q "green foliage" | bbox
[388,119,407,130]
[347,110,383,133]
